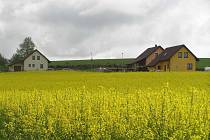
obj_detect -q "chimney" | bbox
[155,44,158,47]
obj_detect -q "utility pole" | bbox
[91,52,93,61]
[91,52,93,71]
[122,52,124,72]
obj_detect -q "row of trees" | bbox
[0,53,8,71]
[0,37,36,71]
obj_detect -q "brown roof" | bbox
[147,44,199,67]
[130,45,164,64]
[9,49,50,66]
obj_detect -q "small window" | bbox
[155,52,158,57]
[187,63,193,70]
[184,52,188,58]
[32,56,35,60]
[29,64,31,67]
[157,66,161,70]
[178,52,182,58]
[40,64,44,69]
[32,64,35,68]
[37,56,40,60]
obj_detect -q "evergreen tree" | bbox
[0,53,8,65]
[10,37,36,63]
[0,53,8,71]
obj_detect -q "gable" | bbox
[146,47,164,65]
[23,50,50,62]
[131,46,164,64]
[170,47,198,62]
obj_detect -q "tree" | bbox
[0,53,8,65]
[10,37,36,63]
[0,53,8,71]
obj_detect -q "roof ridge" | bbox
[165,44,185,49]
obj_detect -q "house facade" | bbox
[131,44,198,72]
[147,45,199,71]
[9,50,50,72]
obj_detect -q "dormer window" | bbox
[32,56,35,60]
[155,53,158,57]
[37,56,40,60]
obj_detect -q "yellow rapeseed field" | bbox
[0,71,209,139]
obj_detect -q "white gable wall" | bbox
[24,51,48,71]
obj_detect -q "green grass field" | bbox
[0,71,209,139]
[49,59,134,67]
[49,58,210,70]
[197,58,210,69]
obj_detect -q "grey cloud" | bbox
[0,0,210,60]
[38,3,142,29]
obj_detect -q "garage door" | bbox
[14,66,22,71]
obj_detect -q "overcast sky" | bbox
[0,0,210,60]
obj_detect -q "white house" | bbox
[9,50,50,72]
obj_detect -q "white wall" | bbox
[24,51,48,71]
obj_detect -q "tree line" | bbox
[0,37,36,71]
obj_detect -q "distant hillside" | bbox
[197,58,210,70]
[49,58,210,71]
[49,58,134,70]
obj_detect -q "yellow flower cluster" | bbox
[0,71,209,139]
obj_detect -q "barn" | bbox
[9,50,50,72]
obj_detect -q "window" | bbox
[32,64,35,68]
[154,52,158,57]
[178,52,182,58]
[184,52,188,58]
[157,66,161,70]
[37,56,40,60]
[187,63,193,70]
[29,64,31,67]
[32,56,35,60]
[40,64,44,69]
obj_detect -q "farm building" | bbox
[131,44,199,72]
[9,49,50,72]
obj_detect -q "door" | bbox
[164,65,167,71]
[14,66,22,71]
